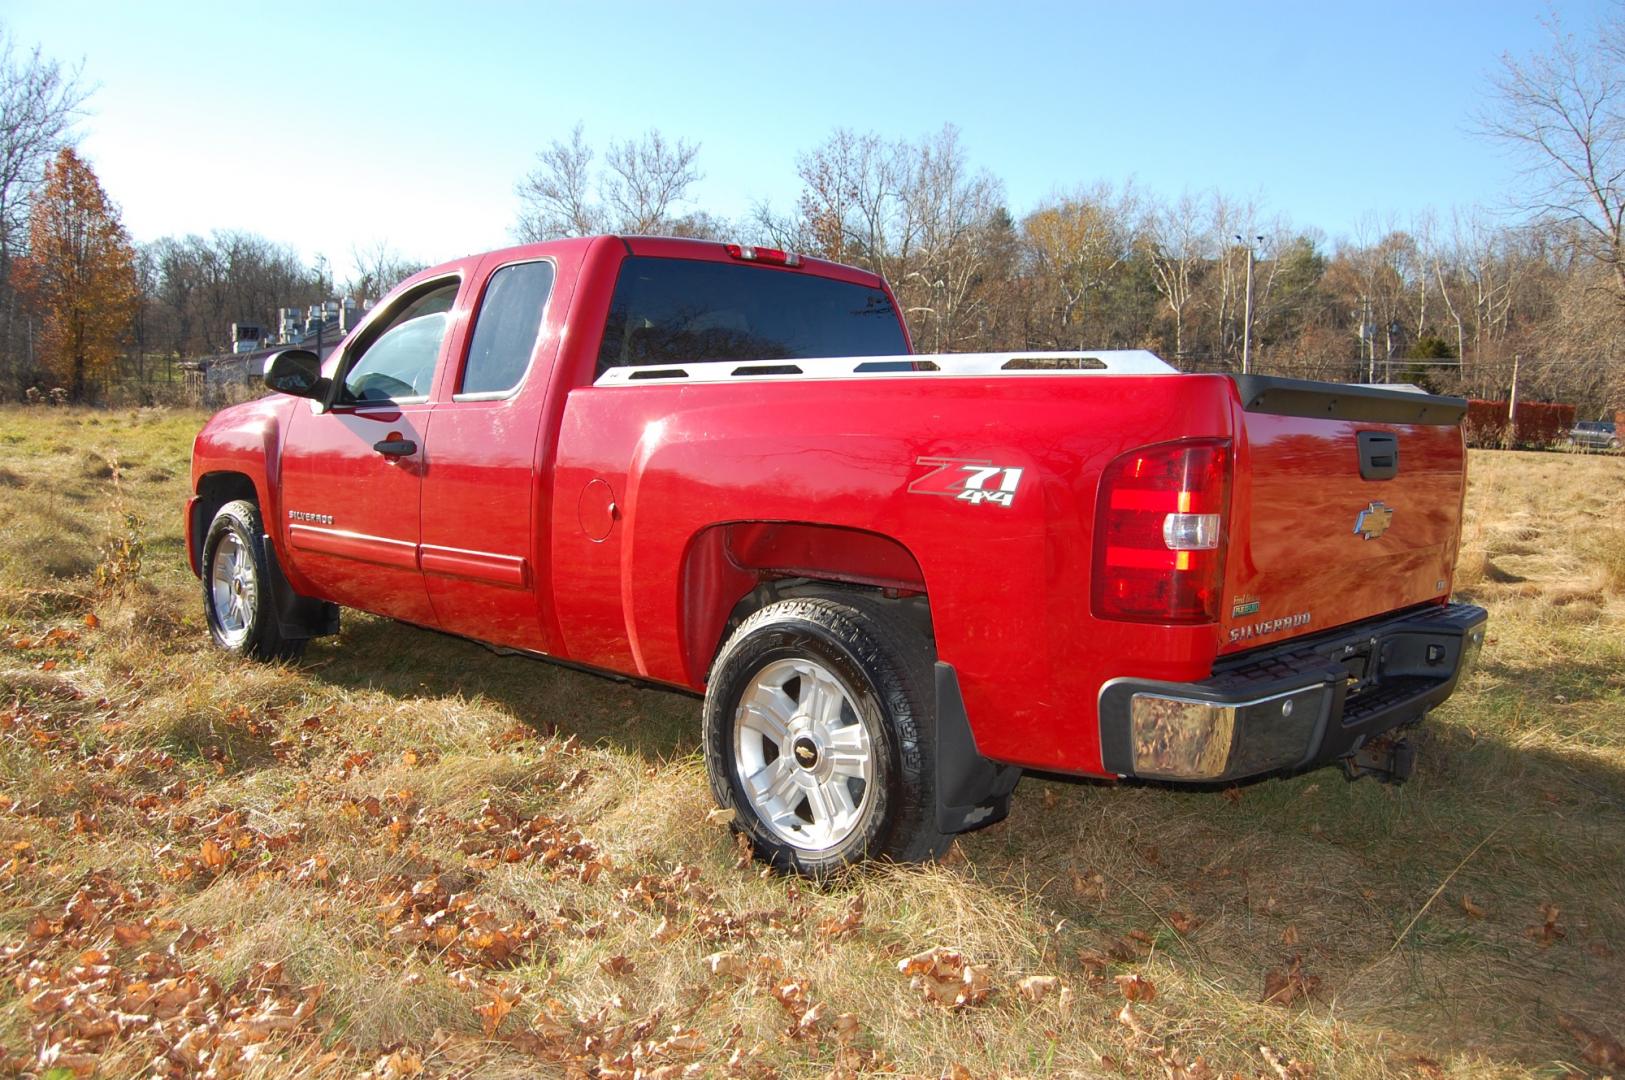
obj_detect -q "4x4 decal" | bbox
[908,457,1024,509]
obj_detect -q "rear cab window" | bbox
[594,257,907,378]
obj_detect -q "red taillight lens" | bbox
[1092,438,1231,623]
[724,243,802,267]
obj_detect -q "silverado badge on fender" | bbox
[1354,501,1393,540]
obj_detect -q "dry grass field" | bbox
[0,405,1621,1079]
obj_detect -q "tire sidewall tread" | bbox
[703,595,948,875]
[202,500,303,662]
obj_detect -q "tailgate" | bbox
[1221,376,1467,656]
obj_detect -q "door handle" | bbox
[373,438,417,457]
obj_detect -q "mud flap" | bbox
[262,536,340,640]
[934,662,1021,833]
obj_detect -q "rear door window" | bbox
[459,260,556,396]
[595,257,907,377]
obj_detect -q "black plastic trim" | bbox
[1232,375,1466,426]
[263,537,340,640]
[934,662,1021,833]
[1357,430,1400,480]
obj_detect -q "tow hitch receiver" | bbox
[1342,734,1416,784]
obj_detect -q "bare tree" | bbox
[1481,8,1624,300]
[515,123,599,241]
[1142,191,1209,363]
[515,125,702,240]
[602,129,702,234]
[0,27,88,393]
[347,238,426,304]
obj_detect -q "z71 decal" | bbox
[909,457,1025,509]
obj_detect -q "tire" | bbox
[202,500,305,661]
[703,595,948,875]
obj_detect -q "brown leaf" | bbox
[1281,925,1301,946]
[1117,1000,1150,1037]
[796,1000,828,1038]
[84,612,100,629]
[1222,785,1243,804]
[1261,956,1321,1006]
[1106,937,1142,963]
[817,894,864,939]
[1077,949,1111,975]
[1260,1043,1316,1079]
[599,954,635,976]
[199,837,229,872]
[113,922,152,947]
[770,979,807,1014]
[475,990,516,1036]
[832,1012,860,1042]
[703,951,747,979]
[1557,1013,1625,1069]
[1460,895,1488,919]
[373,1048,425,1079]
[1017,974,1062,1002]
[1114,973,1157,1001]
[1525,903,1565,946]
[1167,910,1201,934]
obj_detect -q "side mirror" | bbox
[263,349,327,399]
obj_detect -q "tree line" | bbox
[0,12,1618,413]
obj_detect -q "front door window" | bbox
[340,281,458,403]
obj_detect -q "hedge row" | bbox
[1462,399,1577,448]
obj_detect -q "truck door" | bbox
[418,256,563,650]
[278,275,465,627]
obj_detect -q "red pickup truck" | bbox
[187,235,1487,873]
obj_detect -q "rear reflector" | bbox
[1093,439,1231,623]
[724,243,802,267]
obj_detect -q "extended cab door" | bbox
[278,273,469,627]
[418,254,567,650]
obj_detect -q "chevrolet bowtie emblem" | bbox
[1354,501,1394,540]
[795,745,816,764]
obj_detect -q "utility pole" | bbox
[1236,235,1262,374]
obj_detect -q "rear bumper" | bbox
[1097,603,1487,782]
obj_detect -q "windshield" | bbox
[595,256,907,377]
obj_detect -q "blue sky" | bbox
[5,1,1611,280]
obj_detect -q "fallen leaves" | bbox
[1115,972,1158,1002]
[1261,956,1322,1007]
[1460,894,1488,919]
[1017,974,1062,1002]
[1525,903,1565,946]
[816,894,864,939]
[1558,1012,1625,1070]
[898,947,993,1008]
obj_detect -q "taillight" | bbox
[724,243,802,267]
[1092,439,1231,623]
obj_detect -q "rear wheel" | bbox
[703,596,948,874]
[202,500,305,661]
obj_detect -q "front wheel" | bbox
[703,596,948,874]
[202,500,305,661]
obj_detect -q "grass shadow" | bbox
[301,612,702,762]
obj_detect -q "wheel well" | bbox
[192,472,259,568]
[679,521,932,686]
